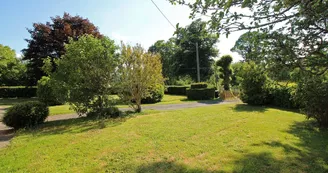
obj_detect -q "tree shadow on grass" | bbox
[136,161,224,173]
[23,114,135,137]
[232,104,268,113]
[235,120,328,172]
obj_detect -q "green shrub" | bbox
[87,106,121,118]
[240,62,269,105]
[266,82,299,109]
[295,77,328,127]
[166,86,189,95]
[0,86,37,98]
[37,76,62,106]
[2,101,49,129]
[141,85,164,104]
[187,88,215,100]
[190,83,208,89]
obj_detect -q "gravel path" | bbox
[0,100,239,148]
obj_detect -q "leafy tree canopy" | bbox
[175,19,219,81]
[169,0,328,75]
[119,44,164,112]
[0,44,26,86]
[23,12,102,84]
[148,38,179,84]
[50,35,118,116]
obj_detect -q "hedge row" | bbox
[190,83,207,89]
[0,87,37,98]
[187,88,215,100]
[166,86,189,95]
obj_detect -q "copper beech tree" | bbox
[119,43,164,112]
[23,13,102,84]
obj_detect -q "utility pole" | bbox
[196,42,200,82]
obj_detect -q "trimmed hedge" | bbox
[0,87,37,98]
[2,101,49,129]
[142,85,165,104]
[187,88,215,100]
[190,83,208,89]
[166,86,189,95]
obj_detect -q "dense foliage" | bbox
[240,62,269,105]
[141,84,165,104]
[51,35,118,117]
[23,13,102,84]
[170,0,328,75]
[0,87,36,98]
[37,76,61,106]
[0,44,26,86]
[148,38,179,84]
[119,44,164,112]
[2,101,49,129]
[190,83,207,89]
[166,86,189,95]
[175,19,219,81]
[217,55,233,90]
[187,88,215,100]
[295,77,328,127]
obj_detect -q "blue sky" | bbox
[0,0,242,61]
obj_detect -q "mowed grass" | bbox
[49,94,190,116]
[1,103,327,172]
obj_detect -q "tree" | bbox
[240,62,269,105]
[217,55,233,90]
[296,76,328,127]
[23,13,102,84]
[170,0,328,75]
[231,31,294,81]
[175,19,219,81]
[50,35,118,117]
[0,44,26,86]
[119,43,164,113]
[231,31,265,63]
[148,38,179,84]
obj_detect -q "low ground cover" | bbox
[1,103,327,172]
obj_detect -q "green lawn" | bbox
[49,94,191,116]
[0,98,38,106]
[0,95,190,116]
[1,103,327,172]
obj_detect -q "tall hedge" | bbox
[187,88,215,100]
[166,86,189,95]
[0,87,37,98]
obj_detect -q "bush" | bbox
[166,86,189,95]
[240,62,269,105]
[141,85,164,104]
[2,101,49,129]
[0,86,37,98]
[87,106,121,118]
[37,76,62,106]
[266,82,299,109]
[187,88,215,100]
[295,77,328,127]
[190,83,208,89]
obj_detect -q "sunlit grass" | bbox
[49,94,191,116]
[1,103,327,172]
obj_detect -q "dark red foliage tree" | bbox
[22,13,102,84]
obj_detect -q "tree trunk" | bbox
[135,98,142,113]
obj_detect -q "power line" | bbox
[150,0,176,30]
